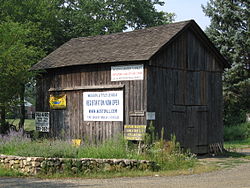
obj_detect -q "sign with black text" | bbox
[35,112,49,132]
[83,91,123,121]
[111,64,144,81]
[124,125,146,141]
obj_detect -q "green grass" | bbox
[223,138,250,160]
[0,137,141,159]
[0,163,211,179]
[2,136,250,179]
[36,164,211,179]
[77,139,141,160]
[224,138,250,149]
[224,122,250,142]
[0,132,196,174]
[223,122,250,151]
[6,119,35,131]
[0,165,24,177]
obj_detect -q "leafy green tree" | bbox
[66,0,174,37]
[0,20,43,132]
[202,0,250,125]
[0,0,174,52]
[0,0,173,131]
[50,0,174,46]
[0,0,57,52]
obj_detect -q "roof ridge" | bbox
[71,20,193,41]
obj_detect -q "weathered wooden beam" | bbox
[129,111,145,117]
[49,84,125,92]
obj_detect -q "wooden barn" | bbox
[32,20,230,153]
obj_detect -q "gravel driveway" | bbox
[1,161,250,188]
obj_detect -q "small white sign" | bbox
[146,112,156,120]
[35,112,49,132]
[83,91,123,121]
[111,64,144,81]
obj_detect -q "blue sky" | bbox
[156,0,210,30]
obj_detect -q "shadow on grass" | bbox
[221,150,247,158]
[197,150,248,160]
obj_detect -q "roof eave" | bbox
[32,59,149,71]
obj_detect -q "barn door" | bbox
[186,106,208,153]
[174,70,208,153]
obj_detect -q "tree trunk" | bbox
[0,105,7,134]
[19,84,25,130]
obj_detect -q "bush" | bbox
[144,135,196,170]
[224,122,250,141]
[224,108,247,126]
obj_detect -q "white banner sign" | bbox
[111,64,144,81]
[83,91,123,121]
[35,112,49,132]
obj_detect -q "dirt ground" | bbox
[236,147,250,155]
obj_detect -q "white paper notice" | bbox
[83,91,123,121]
[111,64,144,81]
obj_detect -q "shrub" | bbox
[224,122,250,141]
[144,135,196,170]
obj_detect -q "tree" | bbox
[64,0,174,37]
[55,0,174,46]
[202,0,250,125]
[0,0,57,52]
[0,0,173,131]
[0,20,43,132]
[0,0,174,52]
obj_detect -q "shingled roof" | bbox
[32,20,229,70]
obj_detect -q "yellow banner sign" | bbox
[124,125,146,129]
[49,94,67,109]
[124,125,146,141]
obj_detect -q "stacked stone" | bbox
[0,154,157,175]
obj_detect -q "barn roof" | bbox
[32,20,229,70]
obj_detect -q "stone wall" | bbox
[0,154,157,175]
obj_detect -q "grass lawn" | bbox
[6,119,35,131]
[224,138,250,149]
[0,121,249,179]
[0,165,24,177]
[0,139,249,179]
[35,164,217,179]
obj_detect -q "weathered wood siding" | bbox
[36,62,147,142]
[36,27,224,153]
[148,29,223,153]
